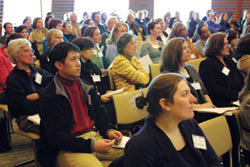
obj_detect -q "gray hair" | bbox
[47,29,63,47]
[117,32,136,55]
[7,38,31,64]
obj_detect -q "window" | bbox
[74,0,129,22]
[3,0,52,29]
[154,0,211,25]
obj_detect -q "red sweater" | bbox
[0,45,14,94]
[58,74,94,136]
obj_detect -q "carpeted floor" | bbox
[0,120,35,167]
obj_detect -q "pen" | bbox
[111,138,118,143]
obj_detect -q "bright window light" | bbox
[3,0,52,28]
[74,0,129,22]
[154,0,211,25]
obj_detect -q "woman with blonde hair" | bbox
[39,29,63,74]
[105,22,129,65]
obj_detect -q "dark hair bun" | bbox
[135,95,147,109]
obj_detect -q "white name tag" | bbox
[191,82,201,90]
[92,74,101,82]
[192,135,207,150]
[152,45,159,49]
[35,73,42,85]
[232,57,237,63]
[222,67,230,76]
[190,54,196,59]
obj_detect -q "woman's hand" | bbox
[101,95,110,102]
[108,130,123,144]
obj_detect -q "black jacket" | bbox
[38,74,115,167]
[199,57,244,107]
[6,66,53,118]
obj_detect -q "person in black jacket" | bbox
[38,42,123,167]
[199,32,244,107]
[6,38,53,135]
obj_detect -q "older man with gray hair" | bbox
[6,38,53,135]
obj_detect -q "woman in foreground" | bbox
[124,73,221,167]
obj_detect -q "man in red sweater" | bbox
[38,42,123,167]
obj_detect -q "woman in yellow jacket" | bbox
[112,33,149,92]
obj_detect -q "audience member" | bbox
[23,18,33,34]
[155,18,168,45]
[164,11,171,29]
[199,33,244,107]
[188,11,200,38]
[101,12,108,30]
[124,73,221,167]
[92,12,105,34]
[0,34,23,104]
[106,23,129,65]
[166,17,178,35]
[70,12,81,37]
[140,22,164,64]
[38,42,123,167]
[125,14,142,38]
[242,25,250,36]
[234,34,250,79]
[225,29,238,62]
[238,69,250,166]
[84,26,104,69]
[195,24,211,57]
[134,10,145,28]
[44,15,53,30]
[0,22,15,45]
[160,37,215,109]
[29,17,48,55]
[169,22,202,59]
[6,39,53,135]
[206,11,222,33]
[219,13,230,31]
[62,21,76,42]
[112,33,149,92]
[40,29,63,75]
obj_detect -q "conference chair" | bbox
[186,58,205,71]
[149,64,160,80]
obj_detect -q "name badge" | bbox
[93,50,97,55]
[35,73,42,85]
[191,82,201,90]
[129,30,133,34]
[222,67,230,76]
[232,57,237,63]
[92,74,101,82]
[192,135,207,150]
[152,45,159,49]
[190,54,196,59]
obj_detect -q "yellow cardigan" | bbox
[112,55,150,92]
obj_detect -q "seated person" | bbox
[0,33,23,104]
[195,24,211,57]
[112,33,149,92]
[160,37,215,109]
[40,29,63,75]
[238,70,250,166]
[155,18,168,45]
[199,33,244,107]
[124,73,221,166]
[235,34,250,80]
[5,39,53,135]
[38,42,123,167]
[43,18,69,53]
[140,22,164,64]
[225,29,239,63]
[72,37,116,124]
[62,21,76,42]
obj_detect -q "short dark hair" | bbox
[234,33,250,60]
[3,22,12,30]
[225,29,238,43]
[5,33,24,47]
[47,12,53,16]
[204,32,226,58]
[49,42,80,70]
[147,21,159,35]
[49,19,62,30]
[168,17,177,29]
[91,12,99,21]
[15,25,28,33]
[117,33,135,55]
[71,37,94,51]
[84,26,98,37]
[83,18,93,25]
[22,18,29,24]
[62,21,70,28]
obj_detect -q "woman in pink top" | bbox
[0,33,23,104]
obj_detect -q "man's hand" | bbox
[94,139,113,154]
[108,130,123,144]
[26,93,40,101]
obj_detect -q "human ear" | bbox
[159,98,171,111]
[54,61,63,70]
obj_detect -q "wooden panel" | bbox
[212,0,237,14]
[51,0,74,20]
[129,0,154,18]
[0,0,4,35]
